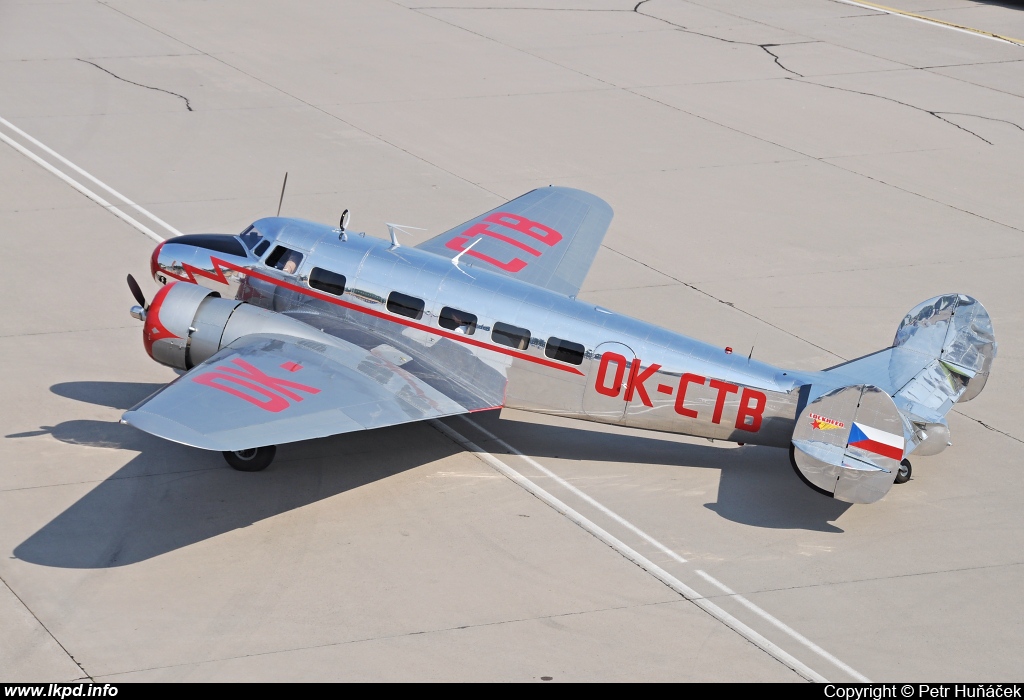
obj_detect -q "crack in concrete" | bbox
[78,59,193,112]
[935,111,1024,133]
[956,413,1024,446]
[796,78,994,144]
[631,2,824,80]
[760,44,804,77]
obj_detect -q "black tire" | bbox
[894,458,912,484]
[223,445,276,472]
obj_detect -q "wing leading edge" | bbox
[122,333,492,452]
[416,186,613,297]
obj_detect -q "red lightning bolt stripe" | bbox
[183,257,586,376]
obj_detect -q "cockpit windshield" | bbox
[239,225,264,251]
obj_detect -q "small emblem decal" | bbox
[810,413,844,431]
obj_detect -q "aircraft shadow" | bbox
[467,411,851,533]
[14,381,849,569]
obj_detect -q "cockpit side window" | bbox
[254,240,270,257]
[265,245,304,274]
[239,226,264,251]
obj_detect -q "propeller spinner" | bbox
[128,274,147,321]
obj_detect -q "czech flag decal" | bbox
[847,422,904,461]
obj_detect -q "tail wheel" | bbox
[223,445,277,472]
[894,458,912,484]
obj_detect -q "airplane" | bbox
[122,187,996,505]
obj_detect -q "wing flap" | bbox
[122,333,477,451]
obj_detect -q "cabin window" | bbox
[266,246,304,274]
[438,307,477,335]
[387,291,425,320]
[492,322,531,350]
[308,267,347,296]
[239,226,264,251]
[254,240,270,257]
[545,337,585,366]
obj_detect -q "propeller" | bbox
[127,274,146,307]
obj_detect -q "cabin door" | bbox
[582,342,635,421]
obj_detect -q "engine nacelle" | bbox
[911,421,951,457]
[143,281,335,370]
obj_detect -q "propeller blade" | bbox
[127,274,146,308]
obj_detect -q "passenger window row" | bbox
[302,267,585,366]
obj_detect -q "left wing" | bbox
[416,186,613,297]
[122,333,486,451]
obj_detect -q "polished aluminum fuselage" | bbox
[158,218,830,449]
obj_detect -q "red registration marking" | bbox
[593,359,767,432]
[193,358,321,412]
[444,211,562,273]
[280,361,303,373]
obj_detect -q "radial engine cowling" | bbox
[143,281,328,370]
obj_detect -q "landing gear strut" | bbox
[894,458,912,484]
[223,445,277,472]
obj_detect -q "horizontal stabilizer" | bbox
[820,294,996,457]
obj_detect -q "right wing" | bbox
[416,186,613,297]
[122,333,491,451]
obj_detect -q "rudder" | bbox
[791,385,905,504]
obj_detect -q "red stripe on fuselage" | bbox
[206,257,585,376]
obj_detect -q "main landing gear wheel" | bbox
[894,458,912,484]
[222,445,277,472]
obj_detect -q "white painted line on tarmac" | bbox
[1,114,864,683]
[458,415,869,682]
[431,419,828,683]
[458,415,689,564]
[0,128,166,243]
[694,570,871,682]
[833,0,1024,46]
[0,116,182,238]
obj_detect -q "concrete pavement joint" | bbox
[795,79,994,145]
[431,419,831,681]
[722,559,1024,599]
[0,466,219,496]
[91,597,684,680]
[0,325,138,339]
[602,244,847,361]
[0,574,92,681]
[77,59,193,112]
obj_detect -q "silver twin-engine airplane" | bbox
[122,187,996,505]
